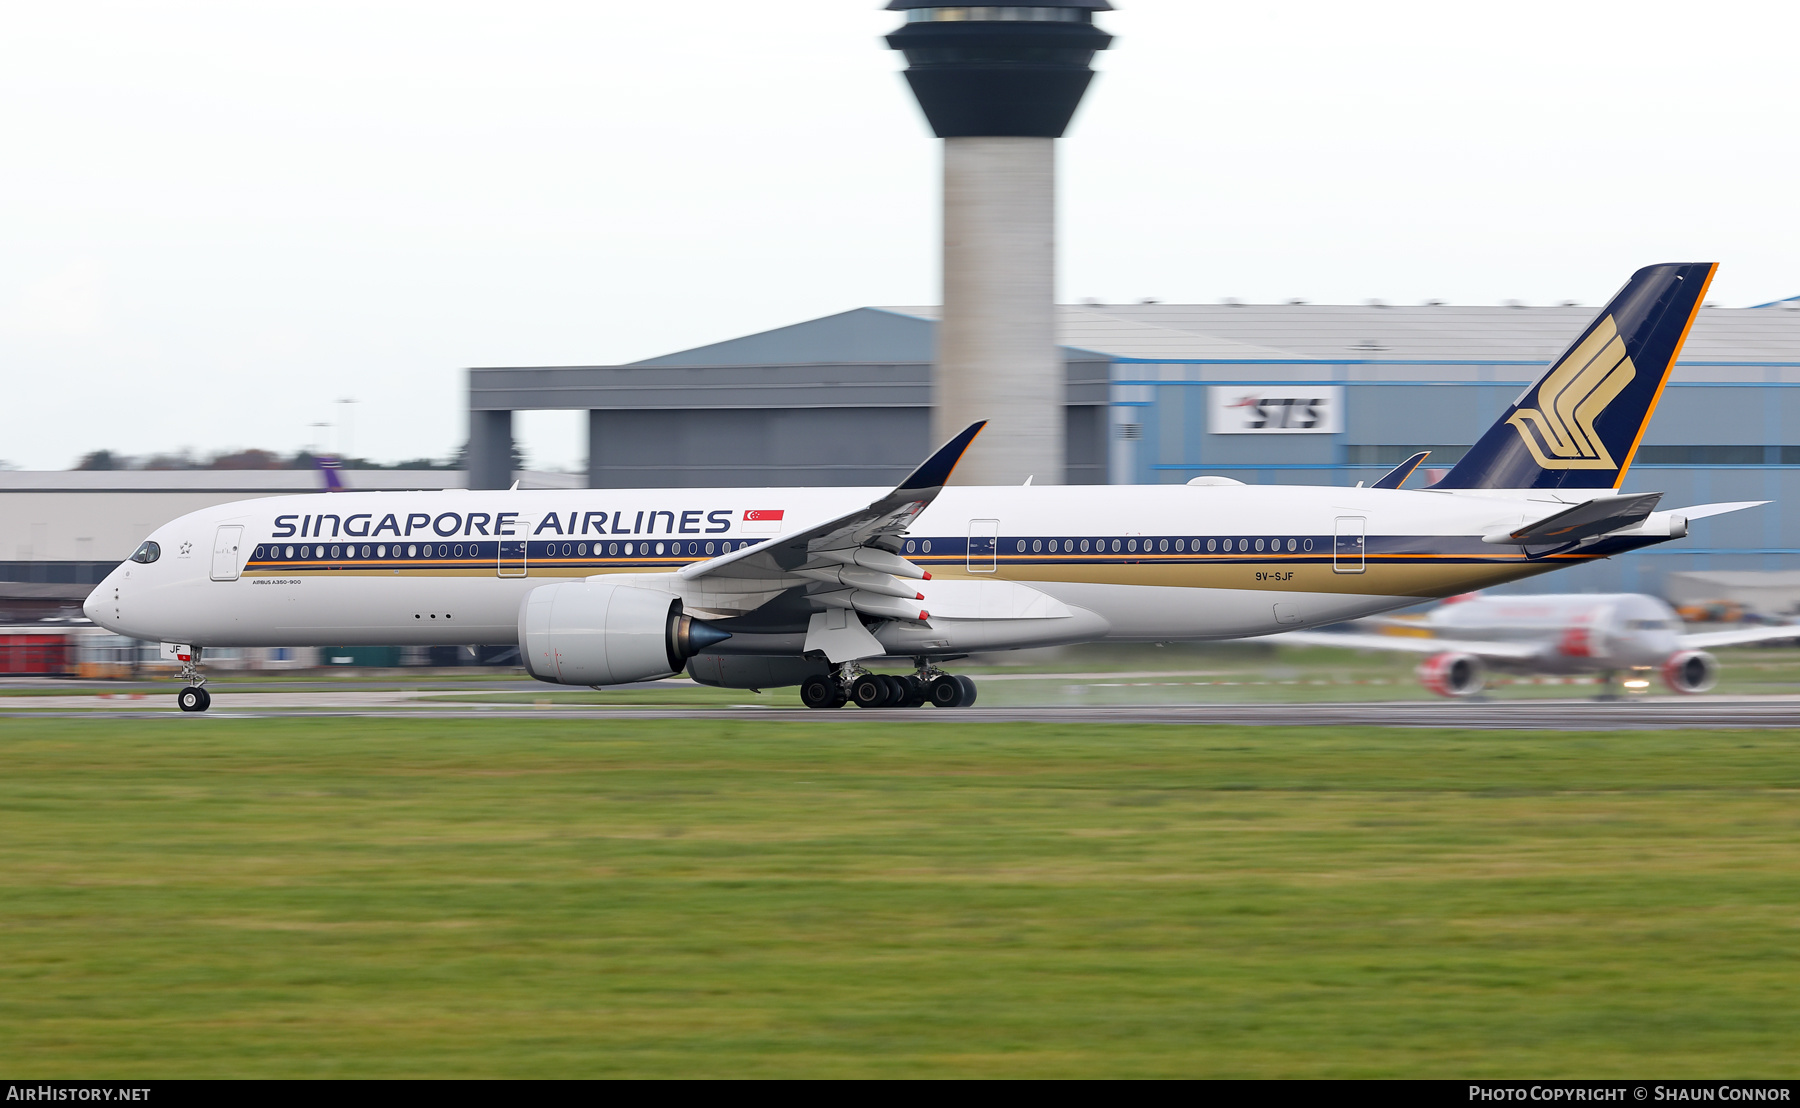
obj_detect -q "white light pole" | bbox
[337,398,357,462]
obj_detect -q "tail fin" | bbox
[314,454,346,492]
[1434,262,1716,491]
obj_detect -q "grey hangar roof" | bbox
[880,301,1800,368]
[464,299,1800,495]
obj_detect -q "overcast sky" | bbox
[3,0,1797,471]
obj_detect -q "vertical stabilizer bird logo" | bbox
[1506,316,1636,470]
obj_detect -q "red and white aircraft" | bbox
[1276,592,1800,697]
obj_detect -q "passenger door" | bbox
[209,526,245,581]
[967,519,998,574]
[498,540,527,578]
[1333,516,1366,574]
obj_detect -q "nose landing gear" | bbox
[175,647,211,713]
[801,660,977,710]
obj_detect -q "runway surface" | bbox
[7,690,1800,729]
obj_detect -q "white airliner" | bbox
[1276,592,1799,697]
[85,263,1766,712]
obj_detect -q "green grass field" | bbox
[3,717,1799,1077]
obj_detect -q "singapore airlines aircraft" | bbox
[87,263,1765,712]
[1276,592,1799,698]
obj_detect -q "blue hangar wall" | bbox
[1110,358,1800,597]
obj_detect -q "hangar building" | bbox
[470,296,1800,597]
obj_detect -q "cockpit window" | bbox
[129,541,160,564]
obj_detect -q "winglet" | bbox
[1371,451,1429,490]
[896,421,986,492]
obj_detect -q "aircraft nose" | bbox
[82,571,117,629]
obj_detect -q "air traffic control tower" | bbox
[885,2,1113,485]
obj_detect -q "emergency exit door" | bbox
[210,526,245,581]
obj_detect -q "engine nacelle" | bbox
[519,578,730,686]
[1417,652,1485,698]
[1661,650,1717,694]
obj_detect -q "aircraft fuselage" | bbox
[86,482,1667,653]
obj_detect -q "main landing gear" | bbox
[800,661,978,711]
[175,647,211,713]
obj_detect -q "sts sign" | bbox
[1208,386,1343,434]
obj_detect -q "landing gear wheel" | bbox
[880,675,909,707]
[954,675,977,708]
[178,687,210,713]
[852,673,891,709]
[929,674,964,708]
[900,676,927,708]
[800,674,843,710]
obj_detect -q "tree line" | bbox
[71,447,488,472]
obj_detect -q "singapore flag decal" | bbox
[742,508,785,534]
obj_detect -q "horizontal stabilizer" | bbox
[1482,492,1662,546]
[1675,500,1770,522]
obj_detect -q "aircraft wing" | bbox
[1271,630,1543,660]
[677,421,984,588]
[670,421,987,661]
[1370,451,1429,490]
[1679,624,1800,650]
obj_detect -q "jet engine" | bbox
[1417,652,1485,698]
[519,578,730,687]
[1661,650,1717,694]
